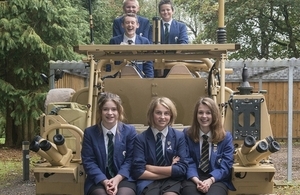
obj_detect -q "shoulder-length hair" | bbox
[97,92,125,125]
[187,97,225,143]
[147,97,177,127]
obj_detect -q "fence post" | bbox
[22,141,30,181]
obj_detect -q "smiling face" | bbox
[123,0,139,14]
[197,103,212,133]
[159,3,174,22]
[122,14,139,38]
[101,100,119,129]
[153,103,171,131]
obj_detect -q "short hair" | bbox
[123,0,139,8]
[97,92,125,124]
[147,97,177,127]
[158,0,174,12]
[187,97,225,143]
[121,13,138,24]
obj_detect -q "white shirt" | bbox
[123,34,136,45]
[162,19,173,32]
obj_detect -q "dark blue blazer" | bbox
[184,129,236,191]
[113,15,151,42]
[161,20,189,44]
[81,122,137,195]
[109,35,154,78]
[132,127,188,195]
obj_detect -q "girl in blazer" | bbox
[181,97,235,195]
[132,97,188,195]
[81,92,137,195]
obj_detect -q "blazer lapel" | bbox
[169,20,178,44]
[97,126,107,164]
[135,36,141,44]
[145,127,156,161]
[165,127,176,164]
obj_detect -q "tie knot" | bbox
[127,40,133,45]
[202,134,208,141]
[157,132,162,139]
[164,23,169,27]
[107,132,114,140]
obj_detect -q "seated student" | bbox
[81,92,137,195]
[131,97,188,195]
[110,13,154,78]
[158,0,188,44]
[113,0,151,42]
[181,97,235,195]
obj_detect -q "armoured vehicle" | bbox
[30,0,280,194]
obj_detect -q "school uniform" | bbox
[113,15,152,42]
[81,122,137,195]
[132,126,188,195]
[109,35,154,78]
[182,129,236,194]
[160,20,189,44]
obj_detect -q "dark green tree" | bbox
[0,0,89,147]
[174,0,300,59]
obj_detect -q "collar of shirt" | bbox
[151,127,168,141]
[123,34,136,45]
[200,130,212,140]
[101,122,117,138]
[162,19,172,29]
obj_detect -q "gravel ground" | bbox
[0,142,299,194]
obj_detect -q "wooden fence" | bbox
[55,72,300,139]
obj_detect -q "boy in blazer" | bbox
[81,92,137,195]
[159,0,188,44]
[110,13,154,78]
[113,0,151,42]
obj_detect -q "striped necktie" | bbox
[164,23,169,44]
[107,132,115,177]
[156,132,166,166]
[199,134,209,172]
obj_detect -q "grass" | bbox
[274,183,300,194]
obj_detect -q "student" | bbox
[131,97,188,195]
[113,0,151,42]
[181,97,235,195]
[158,0,188,44]
[110,13,154,78]
[81,92,137,195]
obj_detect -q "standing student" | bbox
[132,97,188,195]
[81,92,137,195]
[113,0,151,42]
[181,97,235,195]
[110,13,154,78]
[158,0,188,44]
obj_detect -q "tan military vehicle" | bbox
[30,0,280,194]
